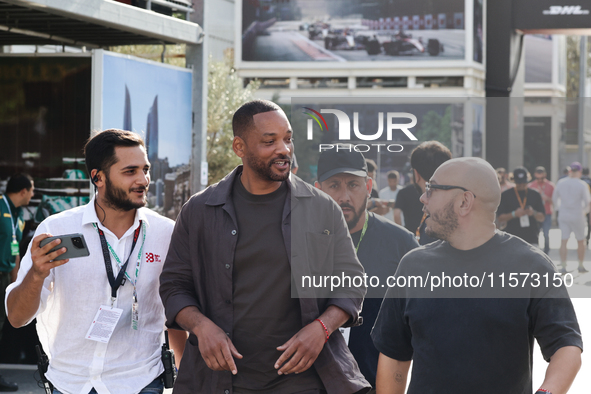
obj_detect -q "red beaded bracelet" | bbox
[315,318,330,343]
[536,389,552,394]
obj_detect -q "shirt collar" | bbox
[206,165,314,206]
[82,197,150,232]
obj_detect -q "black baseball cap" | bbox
[513,167,528,184]
[317,148,368,183]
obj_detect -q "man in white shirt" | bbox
[378,170,402,222]
[5,129,184,394]
[553,161,591,274]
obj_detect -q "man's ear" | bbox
[233,136,245,158]
[458,192,475,217]
[91,169,105,187]
[366,177,373,196]
[315,181,321,190]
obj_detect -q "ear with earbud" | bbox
[91,169,100,185]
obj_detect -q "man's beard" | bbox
[342,196,367,231]
[104,174,147,211]
[244,151,291,182]
[425,200,458,240]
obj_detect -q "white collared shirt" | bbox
[5,199,174,394]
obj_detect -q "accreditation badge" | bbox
[10,240,19,256]
[132,301,139,330]
[520,215,530,228]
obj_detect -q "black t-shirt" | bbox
[394,184,424,234]
[348,213,418,387]
[498,187,545,244]
[371,232,582,394]
[231,176,323,393]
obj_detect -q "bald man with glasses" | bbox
[371,157,582,394]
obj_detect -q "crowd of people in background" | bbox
[369,158,591,273]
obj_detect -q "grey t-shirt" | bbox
[371,232,582,394]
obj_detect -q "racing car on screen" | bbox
[324,28,371,51]
[369,30,444,56]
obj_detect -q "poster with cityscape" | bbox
[240,0,466,62]
[101,51,193,219]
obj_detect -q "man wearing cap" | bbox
[315,149,417,390]
[497,167,545,245]
[553,162,591,273]
[529,166,555,254]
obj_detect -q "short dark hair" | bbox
[84,129,145,177]
[410,141,452,181]
[366,159,377,173]
[387,170,399,180]
[232,99,282,138]
[5,173,33,194]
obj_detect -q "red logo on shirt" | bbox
[145,253,161,263]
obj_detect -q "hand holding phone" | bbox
[39,234,90,261]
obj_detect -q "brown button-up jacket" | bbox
[159,166,370,394]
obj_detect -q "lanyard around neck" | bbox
[93,221,144,304]
[1,195,17,240]
[416,212,427,240]
[514,187,528,210]
[355,212,369,253]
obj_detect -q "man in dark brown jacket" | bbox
[159,100,370,394]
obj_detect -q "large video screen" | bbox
[100,51,193,220]
[241,0,465,62]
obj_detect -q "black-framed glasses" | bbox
[425,183,476,198]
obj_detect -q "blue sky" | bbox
[102,53,192,167]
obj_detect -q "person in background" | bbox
[365,159,389,216]
[580,168,591,245]
[316,149,417,391]
[496,167,515,192]
[553,161,591,274]
[393,141,452,245]
[528,166,554,254]
[378,171,402,222]
[497,167,545,246]
[0,173,34,392]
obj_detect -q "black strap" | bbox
[97,222,142,299]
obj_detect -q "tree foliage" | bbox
[415,107,452,148]
[566,36,591,99]
[109,44,186,68]
[207,51,260,184]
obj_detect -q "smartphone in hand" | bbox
[39,233,90,260]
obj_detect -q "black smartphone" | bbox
[39,233,90,260]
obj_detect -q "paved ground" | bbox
[1,228,590,392]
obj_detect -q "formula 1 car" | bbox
[324,28,370,51]
[374,31,444,56]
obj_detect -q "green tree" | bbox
[109,44,186,68]
[415,107,452,148]
[207,51,260,184]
